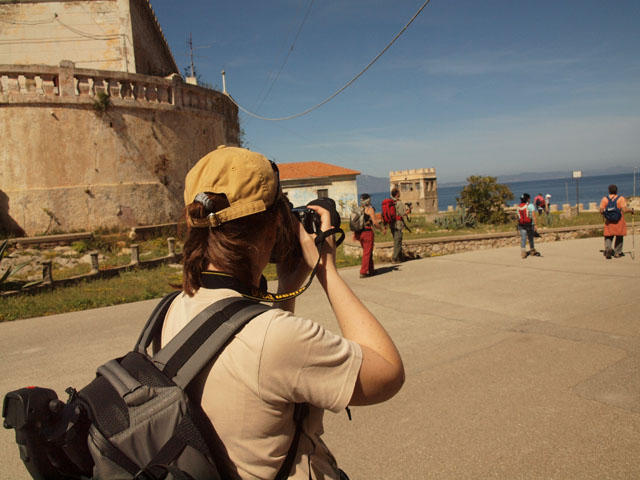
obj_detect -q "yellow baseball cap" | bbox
[184,145,280,228]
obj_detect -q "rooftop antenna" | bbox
[188,32,195,77]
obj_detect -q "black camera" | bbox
[272,197,344,265]
[291,197,342,234]
[3,387,93,480]
[291,207,321,235]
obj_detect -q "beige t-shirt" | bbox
[161,288,363,480]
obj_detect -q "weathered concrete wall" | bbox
[127,0,177,76]
[282,176,358,218]
[0,0,130,72]
[0,64,239,235]
[0,0,176,75]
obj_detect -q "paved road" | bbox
[1,237,639,479]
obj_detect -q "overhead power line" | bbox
[0,15,56,25]
[225,0,432,122]
[252,0,316,116]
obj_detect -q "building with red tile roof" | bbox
[278,162,360,180]
[278,161,360,218]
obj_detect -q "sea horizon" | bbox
[366,172,639,213]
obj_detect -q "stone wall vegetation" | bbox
[0,231,183,296]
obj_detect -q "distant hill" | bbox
[357,174,389,194]
[495,166,635,183]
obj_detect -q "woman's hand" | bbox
[306,205,337,276]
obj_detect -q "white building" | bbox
[278,162,360,218]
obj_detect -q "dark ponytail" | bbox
[181,193,290,296]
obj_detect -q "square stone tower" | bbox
[390,168,438,213]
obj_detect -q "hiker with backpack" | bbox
[383,188,408,263]
[164,146,404,479]
[517,193,540,259]
[351,193,384,278]
[534,193,546,215]
[599,184,634,259]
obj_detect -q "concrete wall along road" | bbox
[0,64,239,235]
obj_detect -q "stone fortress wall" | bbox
[0,0,177,76]
[0,63,239,235]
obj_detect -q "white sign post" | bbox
[572,171,582,214]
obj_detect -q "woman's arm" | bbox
[366,206,383,232]
[308,206,405,405]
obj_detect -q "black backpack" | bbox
[603,195,622,223]
[3,292,304,480]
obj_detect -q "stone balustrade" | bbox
[0,63,232,116]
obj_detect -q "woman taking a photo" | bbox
[160,145,405,479]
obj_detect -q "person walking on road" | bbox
[599,184,635,259]
[534,193,546,216]
[517,193,540,259]
[354,193,384,278]
[544,194,552,226]
[389,188,407,263]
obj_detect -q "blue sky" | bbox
[151,0,640,183]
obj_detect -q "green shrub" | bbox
[71,240,89,254]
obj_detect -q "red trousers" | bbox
[356,229,374,275]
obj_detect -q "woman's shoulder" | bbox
[250,308,355,359]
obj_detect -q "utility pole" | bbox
[189,32,195,78]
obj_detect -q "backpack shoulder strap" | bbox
[135,290,182,353]
[152,297,272,389]
[153,296,307,479]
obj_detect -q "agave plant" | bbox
[0,240,41,291]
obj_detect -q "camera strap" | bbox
[199,226,344,303]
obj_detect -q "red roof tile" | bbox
[278,162,360,180]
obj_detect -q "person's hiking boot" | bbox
[614,252,625,258]
[530,249,541,257]
[521,251,527,259]
[605,248,613,259]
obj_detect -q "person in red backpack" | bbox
[387,188,407,263]
[599,184,634,259]
[517,193,539,259]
